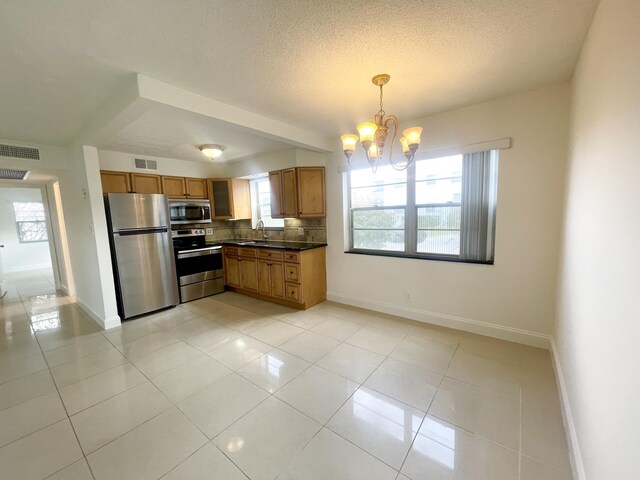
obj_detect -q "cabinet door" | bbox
[297,167,326,216]
[257,259,271,296]
[240,257,258,292]
[131,173,162,194]
[101,171,131,194]
[270,261,285,299]
[269,171,284,218]
[282,168,298,217]
[185,178,208,199]
[209,179,232,219]
[162,176,187,198]
[225,256,241,288]
[231,179,251,219]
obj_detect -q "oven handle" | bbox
[177,247,221,259]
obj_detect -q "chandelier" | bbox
[341,74,422,171]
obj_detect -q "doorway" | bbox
[0,186,57,302]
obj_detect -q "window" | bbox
[250,177,284,229]
[13,202,48,243]
[347,150,499,263]
[350,164,407,251]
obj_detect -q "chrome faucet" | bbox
[256,219,268,242]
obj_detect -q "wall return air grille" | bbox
[134,158,158,171]
[0,168,30,180]
[0,143,40,160]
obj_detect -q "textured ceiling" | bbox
[0,0,598,148]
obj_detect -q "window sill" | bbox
[345,249,494,265]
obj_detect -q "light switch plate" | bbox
[205,228,214,235]
[297,227,304,236]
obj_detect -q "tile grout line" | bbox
[17,291,98,480]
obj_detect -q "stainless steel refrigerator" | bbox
[105,193,179,319]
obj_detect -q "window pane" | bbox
[416,155,462,204]
[416,179,461,204]
[417,230,460,255]
[350,165,406,188]
[353,230,404,251]
[352,209,404,229]
[351,183,407,208]
[17,221,48,242]
[417,206,461,230]
[250,177,284,228]
[416,155,462,181]
[13,202,45,221]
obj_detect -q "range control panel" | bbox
[172,229,205,238]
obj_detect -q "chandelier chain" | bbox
[378,85,385,117]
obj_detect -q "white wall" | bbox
[326,84,570,345]
[0,187,52,273]
[98,149,225,178]
[555,0,640,478]
[58,145,119,328]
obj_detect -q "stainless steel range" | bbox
[172,229,224,303]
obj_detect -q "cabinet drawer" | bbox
[284,263,300,283]
[284,251,300,263]
[286,283,302,303]
[257,249,284,261]
[225,247,239,257]
[238,248,256,257]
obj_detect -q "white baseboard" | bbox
[326,291,552,349]
[75,298,121,330]
[550,339,585,480]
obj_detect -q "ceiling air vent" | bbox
[0,168,30,180]
[133,158,158,171]
[0,144,40,160]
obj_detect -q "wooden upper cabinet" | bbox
[100,171,131,194]
[131,173,162,194]
[297,167,326,217]
[269,171,284,218]
[162,176,187,198]
[268,166,326,218]
[185,178,208,199]
[208,178,251,220]
[282,168,298,217]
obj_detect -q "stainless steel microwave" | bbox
[168,199,212,225]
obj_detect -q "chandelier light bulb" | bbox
[403,127,423,147]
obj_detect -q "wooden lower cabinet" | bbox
[258,259,285,299]
[225,256,241,288]
[239,257,258,292]
[224,247,258,292]
[223,246,326,309]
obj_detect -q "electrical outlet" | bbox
[403,290,412,302]
[297,227,304,236]
[205,228,214,235]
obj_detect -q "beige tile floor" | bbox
[0,271,573,479]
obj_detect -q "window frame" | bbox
[249,177,285,230]
[13,202,48,244]
[346,154,495,265]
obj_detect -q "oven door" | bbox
[169,201,212,225]
[176,247,223,285]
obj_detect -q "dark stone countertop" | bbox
[207,240,328,251]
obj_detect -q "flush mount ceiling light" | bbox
[341,74,422,172]
[199,144,225,159]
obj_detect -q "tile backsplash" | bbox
[173,217,326,244]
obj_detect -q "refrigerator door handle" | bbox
[116,227,169,236]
